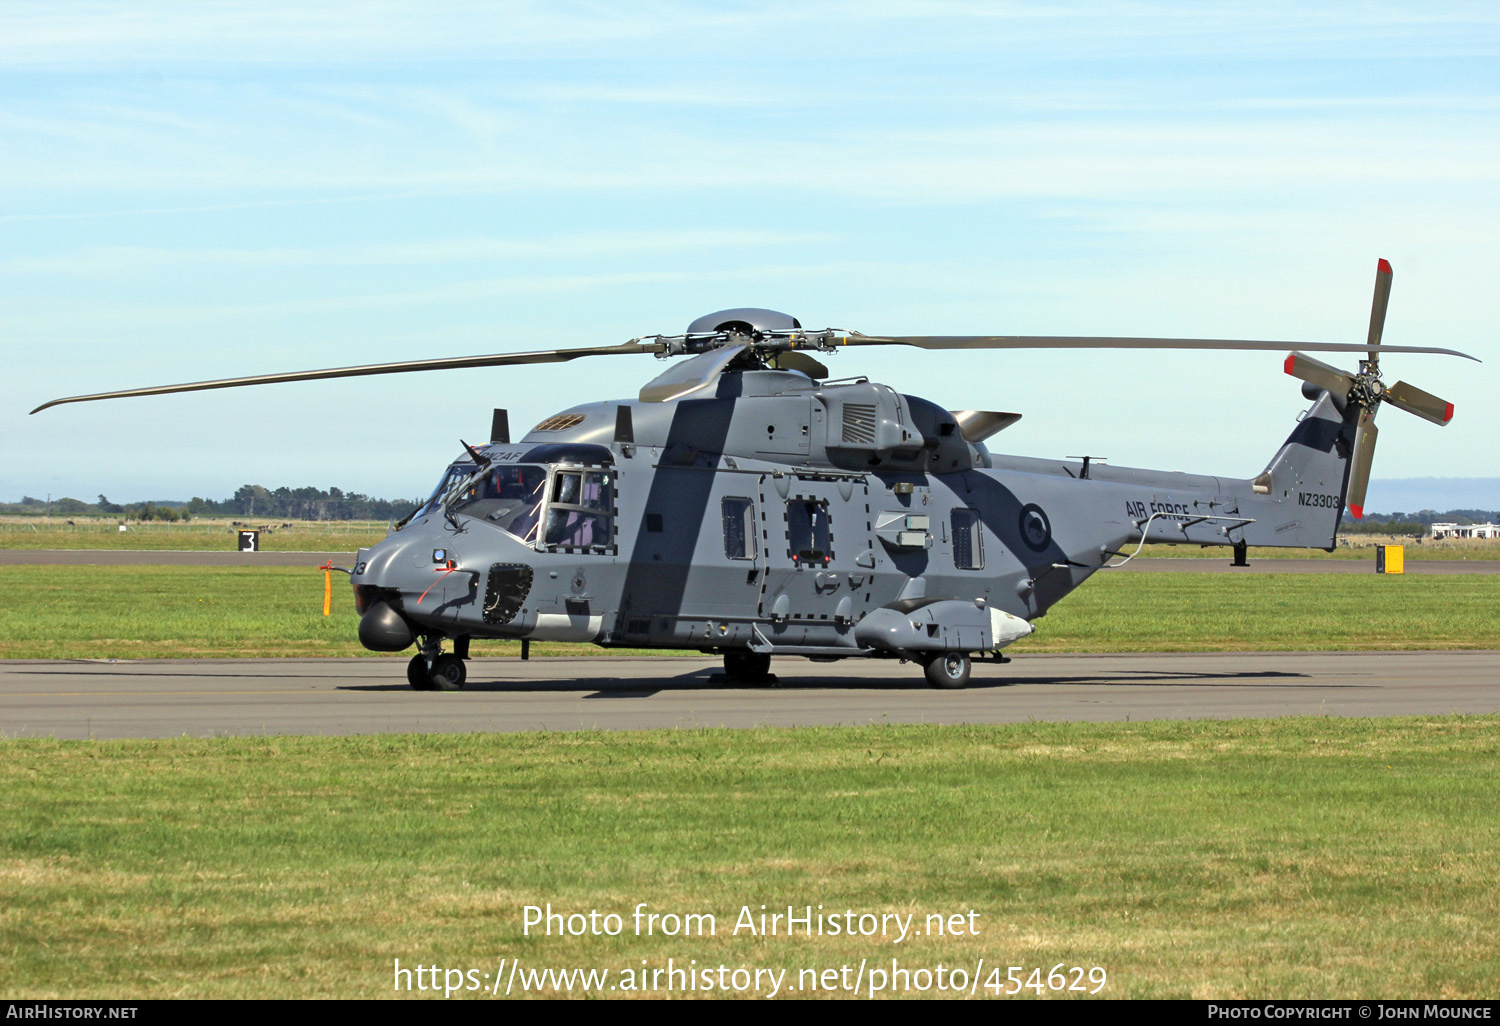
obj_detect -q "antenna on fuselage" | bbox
[459,439,493,469]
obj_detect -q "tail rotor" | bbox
[1283,258,1455,520]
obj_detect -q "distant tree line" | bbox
[1339,508,1499,536]
[187,486,421,521]
[4,486,423,521]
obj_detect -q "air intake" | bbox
[842,403,877,445]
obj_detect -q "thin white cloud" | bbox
[0,258,890,334]
[3,1,1495,489]
[5,101,1496,201]
[2,2,1496,68]
[1,230,830,274]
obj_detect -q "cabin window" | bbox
[542,469,614,551]
[952,508,984,570]
[722,497,756,560]
[787,498,832,563]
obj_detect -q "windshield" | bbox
[448,463,548,543]
[412,462,477,521]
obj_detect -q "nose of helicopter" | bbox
[351,529,422,593]
[350,517,544,651]
[350,523,469,648]
[350,531,422,651]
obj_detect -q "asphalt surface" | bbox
[3,550,1497,573]
[2,650,1495,739]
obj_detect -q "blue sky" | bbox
[3,2,1496,505]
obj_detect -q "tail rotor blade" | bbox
[1346,411,1378,520]
[1367,258,1393,364]
[1283,352,1355,397]
[1386,380,1455,426]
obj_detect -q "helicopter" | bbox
[33,259,1476,689]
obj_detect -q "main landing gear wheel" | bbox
[923,652,972,690]
[724,650,772,684]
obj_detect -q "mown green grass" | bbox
[1011,573,1500,653]
[0,566,1494,660]
[1,718,1496,999]
[0,566,646,660]
[1134,539,1498,561]
[5,516,1497,559]
[0,518,386,552]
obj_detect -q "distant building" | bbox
[1431,522,1500,539]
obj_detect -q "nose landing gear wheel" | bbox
[923,652,972,689]
[407,654,435,690]
[407,653,467,690]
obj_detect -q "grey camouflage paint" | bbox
[350,370,1360,662]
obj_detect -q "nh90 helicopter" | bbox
[34,260,1475,689]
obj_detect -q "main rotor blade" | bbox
[1346,411,1378,520]
[30,340,666,414]
[836,334,1479,361]
[1283,352,1356,397]
[1385,380,1455,426]
[1367,257,1393,364]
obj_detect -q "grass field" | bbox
[4,516,1498,559]
[0,518,386,552]
[2,717,1496,999]
[1133,538,1499,561]
[4,562,1496,1000]
[1,565,1494,660]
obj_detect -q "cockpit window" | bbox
[444,462,614,553]
[554,472,581,505]
[449,464,548,543]
[414,462,477,520]
[543,470,614,550]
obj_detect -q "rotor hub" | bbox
[1350,368,1386,410]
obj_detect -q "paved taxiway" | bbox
[4,550,1497,573]
[2,651,1495,739]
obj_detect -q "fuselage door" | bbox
[757,474,873,629]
